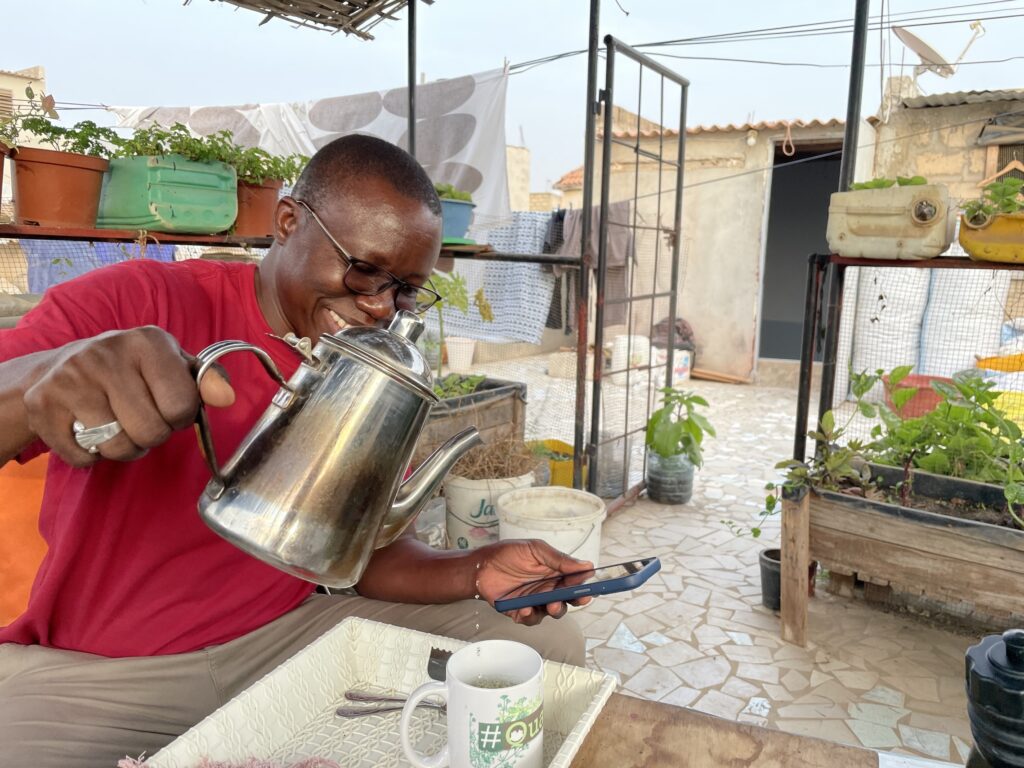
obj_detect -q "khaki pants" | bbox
[0,594,583,768]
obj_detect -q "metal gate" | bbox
[580,36,690,502]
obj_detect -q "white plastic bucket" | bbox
[496,487,607,566]
[610,334,650,385]
[445,337,476,374]
[444,472,534,550]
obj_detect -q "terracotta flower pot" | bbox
[234,178,283,238]
[11,146,108,228]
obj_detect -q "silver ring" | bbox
[72,419,124,454]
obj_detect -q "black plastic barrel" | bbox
[759,548,782,611]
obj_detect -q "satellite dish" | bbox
[893,22,985,79]
[893,27,955,77]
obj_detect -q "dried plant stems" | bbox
[451,436,543,481]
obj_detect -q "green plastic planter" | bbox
[97,155,237,233]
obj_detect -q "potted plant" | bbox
[229,146,308,238]
[427,269,493,376]
[754,366,1024,629]
[960,177,1024,263]
[0,87,118,227]
[97,123,238,234]
[442,436,541,551]
[644,386,715,505]
[434,182,475,242]
[825,175,955,260]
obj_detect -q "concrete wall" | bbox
[0,67,47,217]
[563,125,843,380]
[872,100,1012,201]
[529,191,561,212]
[506,145,530,212]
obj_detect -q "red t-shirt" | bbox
[0,259,316,657]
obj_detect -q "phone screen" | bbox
[497,559,652,602]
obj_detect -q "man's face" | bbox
[269,176,442,341]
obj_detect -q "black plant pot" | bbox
[759,548,782,610]
[645,453,695,504]
[965,629,1024,768]
[759,547,819,611]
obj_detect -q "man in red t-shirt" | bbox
[0,135,587,767]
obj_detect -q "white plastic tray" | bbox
[148,617,616,768]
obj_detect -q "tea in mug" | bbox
[471,675,519,689]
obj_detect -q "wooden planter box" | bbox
[412,377,526,465]
[808,467,1024,630]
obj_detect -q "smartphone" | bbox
[493,557,661,612]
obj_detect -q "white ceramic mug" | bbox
[400,640,544,768]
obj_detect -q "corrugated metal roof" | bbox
[902,89,1024,109]
[687,118,844,134]
[599,118,844,140]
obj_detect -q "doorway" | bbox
[758,146,841,360]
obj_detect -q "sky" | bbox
[3,0,1023,192]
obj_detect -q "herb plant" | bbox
[432,373,485,399]
[850,175,927,190]
[427,271,493,379]
[434,182,473,203]
[231,146,308,186]
[963,177,1024,226]
[0,87,118,158]
[645,387,716,466]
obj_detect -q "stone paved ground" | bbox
[463,356,975,763]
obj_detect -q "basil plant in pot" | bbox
[644,387,715,505]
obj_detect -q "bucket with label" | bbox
[609,334,650,385]
[444,472,534,550]
[496,487,607,566]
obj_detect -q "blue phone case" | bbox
[493,557,661,612]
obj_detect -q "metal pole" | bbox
[795,253,827,460]
[816,0,868,432]
[573,0,601,489]
[586,36,616,496]
[665,80,688,392]
[407,0,417,158]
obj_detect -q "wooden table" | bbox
[569,693,900,768]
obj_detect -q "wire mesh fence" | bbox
[828,259,1024,446]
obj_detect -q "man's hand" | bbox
[21,326,234,467]
[475,539,593,626]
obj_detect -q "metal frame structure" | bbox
[581,36,689,501]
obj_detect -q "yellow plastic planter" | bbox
[959,213,1024,263]
[530,439,578,488]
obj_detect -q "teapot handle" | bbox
[193,341,290,484]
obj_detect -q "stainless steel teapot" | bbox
[193,311,481,588]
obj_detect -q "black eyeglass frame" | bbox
[291,197,442,314]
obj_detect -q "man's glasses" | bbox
[293,197,441,314]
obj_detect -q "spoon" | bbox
[334,689,446,718]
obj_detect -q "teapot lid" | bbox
[326,311,437,402]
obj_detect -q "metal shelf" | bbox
[831,254,1024,271]
[0,224,272,248]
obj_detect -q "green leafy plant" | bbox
[432,373,485,399]
[645,387,716,466]
[112,124,236,165]
[963,177,1024,226]
[427,271,493,379]
[0,87,118,158]
[850,175,927,190]
[730,366,1024,539]
[230,145,308,186]
[434,182,473,203]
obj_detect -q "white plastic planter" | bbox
[444,472,534,550]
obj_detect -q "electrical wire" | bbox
[611,104,1024,203]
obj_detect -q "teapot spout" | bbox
[375,427,483,548]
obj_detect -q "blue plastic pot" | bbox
[440,198,475,240]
